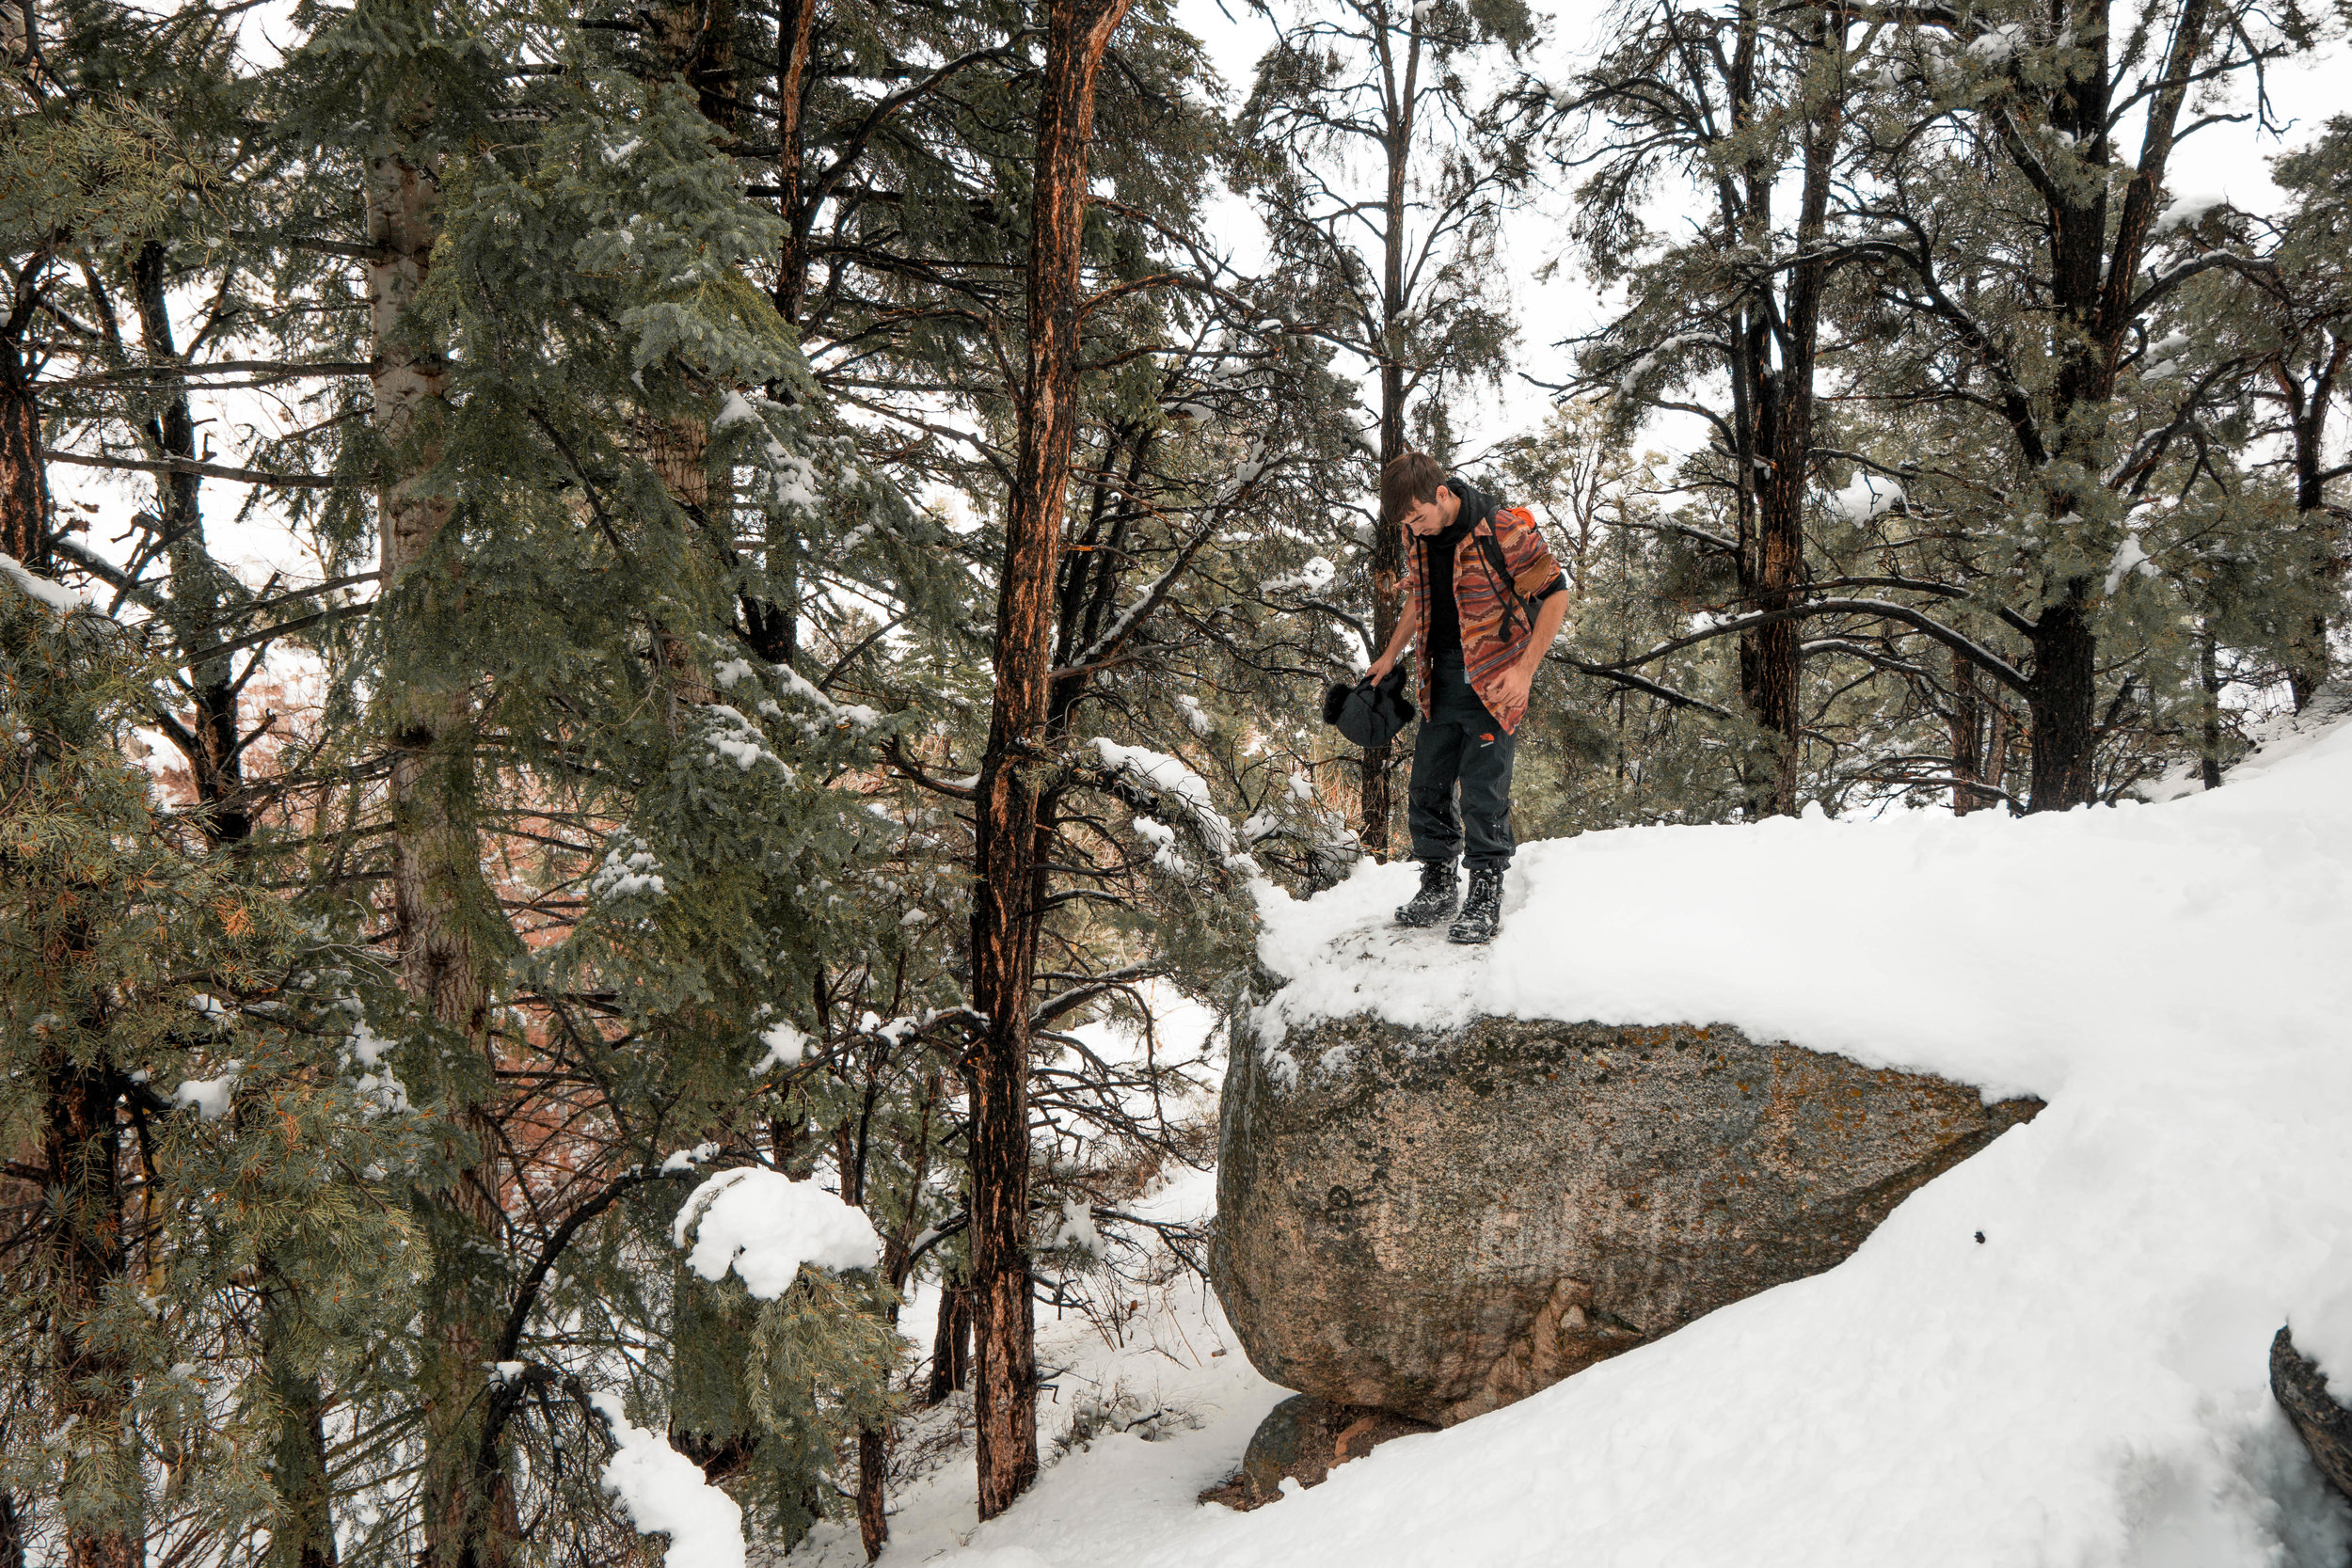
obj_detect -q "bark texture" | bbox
[0,330,48,570]
[129,245,254,847]
[771,0,818,329]
[964,0,1133,1520]
[41,1043,140,1568]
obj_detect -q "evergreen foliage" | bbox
[1,0,2344,1558]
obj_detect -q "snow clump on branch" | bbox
[591,1391,747,1568]
[671,1167,881,1299]
[1089,737,1261,879]
[1825,474,1905,525]
[589,838,668,901]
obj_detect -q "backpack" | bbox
[1470,505,1546,640]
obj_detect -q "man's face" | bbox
[1397,488,1454,536]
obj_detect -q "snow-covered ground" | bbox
[788,1164,1286,1568]
[803,709,2352,1567]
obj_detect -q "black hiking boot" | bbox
[1394,860,1459,927]
[1448,868,1505,944]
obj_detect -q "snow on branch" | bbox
[713,390,820,515]
[1088,738,1260,879]
[1,552,90,617]
[714,656,880,734]
[2151,192,2230,237]
[591,1392,748,1568]
[671,1167,881,1299]
[171,1061,244,1121]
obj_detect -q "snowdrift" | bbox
[816,709,2352,1568]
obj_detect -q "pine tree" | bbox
[1533,0,1864,815]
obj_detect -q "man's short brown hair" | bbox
[1381,451,1442,526]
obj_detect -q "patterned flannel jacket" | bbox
[1402,479,1565,736]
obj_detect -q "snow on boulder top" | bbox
[670,1166,880,1299]
[1191,710,2352,1566]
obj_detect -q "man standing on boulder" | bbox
[1364,451,1569,943]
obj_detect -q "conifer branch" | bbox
[42,448,348,489]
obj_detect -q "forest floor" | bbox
[793,697,2352,1568]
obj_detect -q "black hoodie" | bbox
[1421,477,1495,657]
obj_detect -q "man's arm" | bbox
[1491,586,1568,715]
[1367,591,1420,679]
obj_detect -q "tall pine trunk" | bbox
[129,245,254,847]
[1948,653,1986,814]
[362,85,508,1568]
[926,1275,971,1402]
[743,0,817,667]
[41,1040,139,1568]
[1,330,48,568]
[2280,337,2346,709]
[264,1338,341,1568]
[2020,0,2208,810]
[771,0,817,333]
[1745,20,1844,817]
[1357,21,1421,858]
[966,0,1132,1520]
[10,319,132,1561]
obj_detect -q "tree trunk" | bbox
[965,0,1132,1521]
[2198,632,2224,790]
[363,95,509,1568]
[41,1040,140,1568]
[130,244,254,847]
[2026,585,2096,812]
[654,0,736,131]
[926,1274,971,1402]
[1358,23,1421,859]
[2016,0,2208,811]
[1984,700,2013,812]
[265,1340,341,1568]
[0,329,48,570]
[1948,653,1983,815]
[2282,335,2345,709]
[1740,10,1845,818]
[755,0,815,673]
[772,0,818,329]
[856,1428,888,1560]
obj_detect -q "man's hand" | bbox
[1367,651,1396,681]
[1493,659,1536,716]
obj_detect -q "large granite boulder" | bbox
[1212,1014,2042,1428]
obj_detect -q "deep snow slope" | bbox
[835,717,2352,1568]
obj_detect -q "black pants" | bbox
[1407,649,1517,871]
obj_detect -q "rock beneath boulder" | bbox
[1232,1394,1437,1509]
[1212,1015,2041,1428]
[2271,1325,2352,1503]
